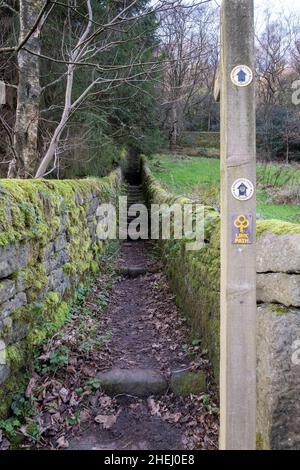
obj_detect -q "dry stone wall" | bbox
[142,161,300,450]
[0,171,121,415]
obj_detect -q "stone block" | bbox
[54,234,67,252]
[49,268,64,290]
[0,317,12,336]
[0,317,28,344]
[57,213,68,234]
[15,272,26,293]
[42,242,55,261]
[0,243,28,279]
[88,199,99,216]
[96,368,168,397]
[170,371,207,396]
[257,273,300,307]
[45,250,69,275]
[75,191,84,205]
[257,304,300,449]
[257,233,300,273]
[0,279,16,304]
[0,340,9,385]
[0,292,27,319]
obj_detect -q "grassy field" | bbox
[149,154,300,223]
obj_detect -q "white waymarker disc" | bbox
[231,65,253,87]
[231,178,255,201]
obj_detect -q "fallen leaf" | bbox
[25,377,37,398]
[38,352,51,361]
[69,392,78,407]
[0,438,10,450]
[79,410,90,422]
[99,395,112,408]
[163,412,182,423]
[56,436,69,449]
[94,414,117,429]
[59,387,69,403]
[147,398,160,416]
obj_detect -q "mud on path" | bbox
[2,241,218,451]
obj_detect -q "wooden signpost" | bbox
[219,0,256,449]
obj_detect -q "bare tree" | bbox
[158,2,218,149]
[35,0,203,177]
[255,11,295,160]
[1,0,213,177]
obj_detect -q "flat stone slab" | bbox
[257,273,300,307]
[96,368,168,397]
[170,370,207,396]
[256,233,300,273]
[118,266,148,278]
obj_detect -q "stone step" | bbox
[127,193,143,196]
[95,368,207,398]
[127,186,142,190]
[127,198,144,203]
[118,266,148,277]
[96,368,167,397]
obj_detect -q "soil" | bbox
[67,241,219,450]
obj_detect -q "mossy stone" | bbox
[270,304,289,316]
[256,432,264,450]
[170,371,207,396]
[257,219,300,237]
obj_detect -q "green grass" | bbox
[149,155,220,193]
[149,154,300,223]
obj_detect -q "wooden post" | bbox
[220,0,256,450]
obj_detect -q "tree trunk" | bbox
[35,66,74,178]
[35,0,93,178]
[169,103,178,150]
[9,0,44,178]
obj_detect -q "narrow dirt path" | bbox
[67,241,219,450]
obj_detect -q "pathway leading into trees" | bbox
[11,155,218,451]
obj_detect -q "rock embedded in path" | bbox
[170,370,207,396]
[96,368,168,397]
[118,266,148,278]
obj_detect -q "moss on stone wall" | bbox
[0,170,121,417]
[256,219,300,237]
[0,173,120,246]
[142,159,221,376]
